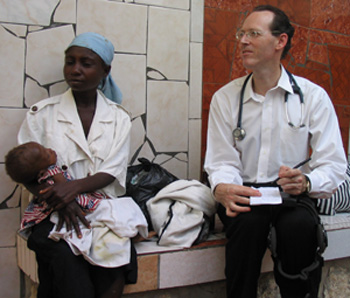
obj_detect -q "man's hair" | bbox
[253,5,295,59]
[5,142,41,184]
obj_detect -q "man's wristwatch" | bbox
[304,175,311,193]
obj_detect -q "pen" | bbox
[292,157,311,169]
[272,157,311,185]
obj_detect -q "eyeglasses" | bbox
[236,29,281,41]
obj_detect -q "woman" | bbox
[18,32,138,298]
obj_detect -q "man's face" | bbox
[238,11,280,71]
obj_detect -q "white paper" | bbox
[250,187,282,206]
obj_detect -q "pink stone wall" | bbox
[202,0,350,163]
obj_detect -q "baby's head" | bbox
[5,142,57,184]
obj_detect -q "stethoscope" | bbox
[232,71,305,141]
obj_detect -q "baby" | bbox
[5,142,148,267]
[6,141,106,229]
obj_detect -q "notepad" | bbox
[250,187,282,205]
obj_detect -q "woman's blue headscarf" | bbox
[66,32,122,104]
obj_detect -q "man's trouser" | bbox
[217,194,323,298]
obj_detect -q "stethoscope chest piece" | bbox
[233,71,304,141]
[233,127,246,141]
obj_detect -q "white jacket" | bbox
[147,180,217,248]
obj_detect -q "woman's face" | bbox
[64,46,110,93]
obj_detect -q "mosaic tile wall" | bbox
[202,0,350,163]
[0,0,204,296]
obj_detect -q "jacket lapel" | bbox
[87,91,115,145]
[57,90,92,159]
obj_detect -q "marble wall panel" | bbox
[26,26,75,86]
[191,0,204,43]
[203,8,239,84]
[0,208,20,247]
[137,141,156,163]
[0,0,59,26]
[113,54,146,118]
[77,0,148,54]
[310,0,350,35]
[50,81,69,98]
[148,7,190,80]
[0,165,21,208]
[135,0,189,9]
[129,116,146,164]
[329,45,350,105]
[161,155,188,179]
[189,119,202,180]
[2,24,27,37]
[0,26,25,107]
[54,0,77,24]
[189,42,203,119]
[308,43,329,65]
[0,1,205,295]
[147,81,189,152]
[0,248,20,298]
[0,109,28,162]
[202,0,350,161]
[25,77,50,108]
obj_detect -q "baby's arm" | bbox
[51,173,67,184]
[23,173,66,202]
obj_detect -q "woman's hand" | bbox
[214,183,261,217]
[39,180,79,210]
[56,200,91,238]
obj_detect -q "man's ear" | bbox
[276,33,288,51]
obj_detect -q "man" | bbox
[204,5,347,298]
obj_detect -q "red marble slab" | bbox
[202,0,350,161]
[310,0,350,35]
[328,44,350,105]
[289,25,309,65]
[294,65,332,96]
[203,8,240,84]
[201,82,225,160]
[308,42,329,65]
[309,30,350,48]
[205,0,259,11]
[335,105,350,156]
[260,0,311,27]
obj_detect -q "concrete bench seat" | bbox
[17,212,350,297]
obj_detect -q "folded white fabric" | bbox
[49,197,148,267]
[147,179,217,248]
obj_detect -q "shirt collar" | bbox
[278,66,294,95]
[242,65,294,103]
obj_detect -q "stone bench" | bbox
[17,212,350,297]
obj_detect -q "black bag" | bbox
[125,158,178,230]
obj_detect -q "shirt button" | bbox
[62,165,68,171]
[31,105,38,112]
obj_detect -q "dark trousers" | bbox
[27,217,133,298]
[217,197,322,298]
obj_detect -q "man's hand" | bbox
[277,166,308,195]
[55,200,91,238]
[214,183,261,217]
